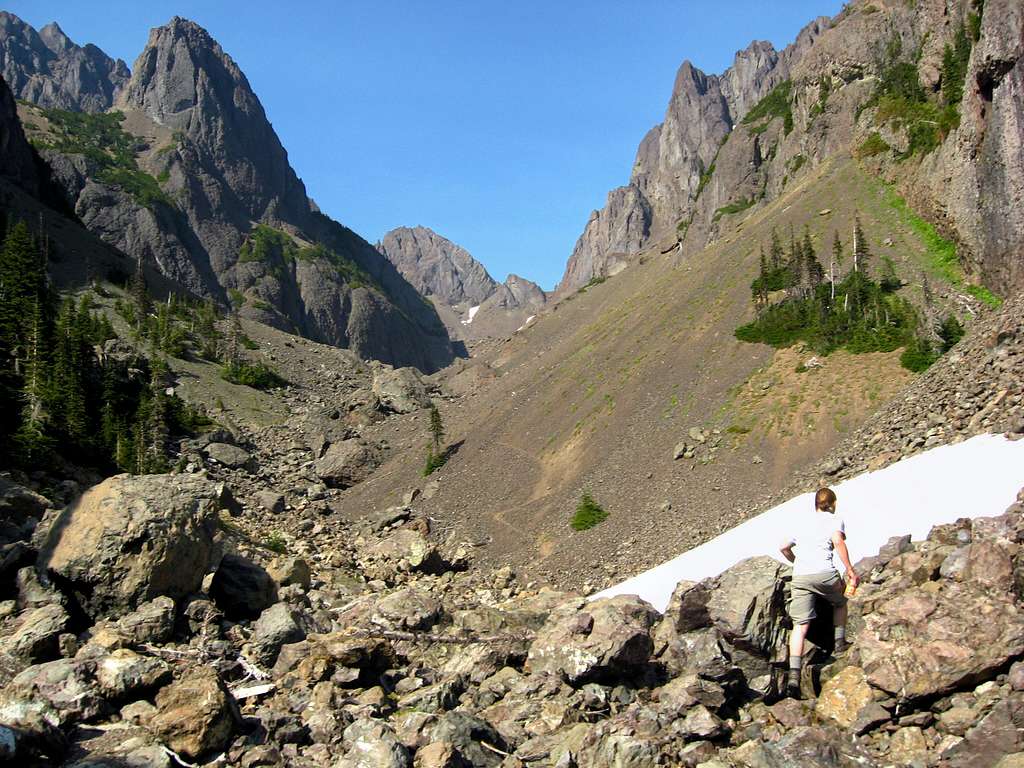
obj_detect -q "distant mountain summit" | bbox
[377,226,498,307]
[0,12,128,112]
[378,226,547,340]
[1,13,455,372]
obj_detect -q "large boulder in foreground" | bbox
[37,474,222,620]
[857,579,1024,702]
[526,595,659,685]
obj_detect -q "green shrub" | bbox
[220,360,286,390]
[795,363,809,373]
[263,533,287,554]
[571,492,609,531]
[714,197,755,222]
[36,108,172,209]
[937,314,964,352]
[423,446,448,476]
[742,80,794,135]
[900,339,939,372]
[228,288,246,307]
[578,275,607,293]
[856,132,891,158]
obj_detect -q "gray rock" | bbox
[339,718,410,768]
[203,442,253,470]
[210,553,277,620]
[372,588,443,630]
[266,555,311,589]
[247,602,306,666]
[315,439,380,488]
[527,595,660,685]
[0,658,106,726]
[372,365,431,414]
[94,648,172,700]
[256,491,286,514]
[0,602,69,662]
[36,474,222,620]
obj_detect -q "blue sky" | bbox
[7,1,844,290]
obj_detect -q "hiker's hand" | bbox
[846,570,860,589]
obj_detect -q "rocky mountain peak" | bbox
[118,16,308,221]
[377,226,499,306]
[0,12,128,112]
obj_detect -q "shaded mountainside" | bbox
[0,12,128,113]
[2,14,454,373]
[561,0,1023,299]
[378,225,548,341]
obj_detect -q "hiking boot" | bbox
[833,639,850,655]
[786,681,802,700]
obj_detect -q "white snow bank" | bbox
[593,434,1024,611]
[461,305,481,325]
[516,315,536,332]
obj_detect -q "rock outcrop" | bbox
[0,13,128,112]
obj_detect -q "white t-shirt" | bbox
[787,509,845,576]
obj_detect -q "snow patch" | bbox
[460,305,481,325]
[594,434,1024,611]
[516,315,536,332]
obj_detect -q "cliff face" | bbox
[560,1,1023,298]
[0,13,128,112]
[7,14,454,373]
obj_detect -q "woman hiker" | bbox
[778,486,859,698]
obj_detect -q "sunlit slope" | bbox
[337,155,965,590]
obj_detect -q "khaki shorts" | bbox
[789,571,846,625]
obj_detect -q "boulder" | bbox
[815,666,890,733]
[373,588,443,630]
[426,712,508,768]
[360,529,448,580]
[37,474,222,620]
[527,595,660,684]
[210,554,278,620]
[0,476,51,526]
[315,439,380,488]
[148,666,239,761]
[115,596,177,645]
[256,491,286,514]
[857,581,1024,701]
[203,442,253,470]
[940,695,1024,768]
[267,555,312,589]
[0,658,106,726]
[372,365,431,414]
[247,602,306,666]
[94,648,172,700]
[0,602,69,662]
[338,717,410,768]
[705,556,787,656]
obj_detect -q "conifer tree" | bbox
[129,256,150,332]
[14,295,52,462]
[830,231,844,302]
[429,403,445,455]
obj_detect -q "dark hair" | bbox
[815,487,837,512]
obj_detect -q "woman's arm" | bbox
[832,531,859,587]
[779,540,796,563]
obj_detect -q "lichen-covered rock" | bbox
[337,718,410,768]
[527,595,659,685]
[0,602,68,662]
[246,602,306,667]
[148,666,239,761]
[0,658,106,726]
[94,648,171,701]
[815,666,889,733]
[37,474,221,620]
[857,581,1024,701]
[372,588,443,631]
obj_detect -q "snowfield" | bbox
[593,433,1024,611]
[461,305,481,325]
